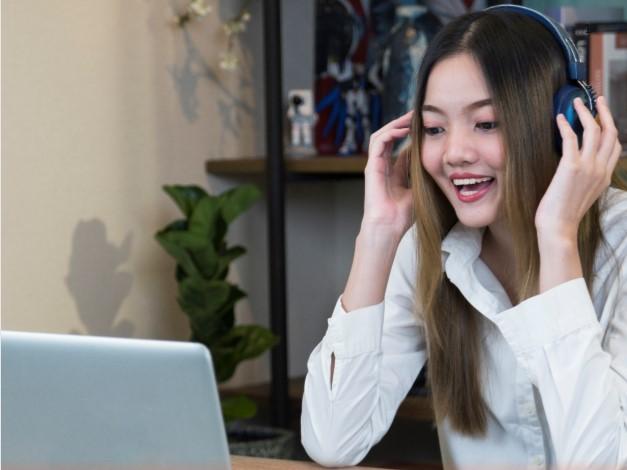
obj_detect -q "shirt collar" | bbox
[441,222,507,315]
[441,222,485,266]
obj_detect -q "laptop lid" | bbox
[1,330,231,470]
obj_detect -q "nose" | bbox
[443,125,478,166]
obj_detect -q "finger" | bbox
[595,96,620,165]
[366,128,410,172]
[607,140,623,177]
[393,109,414,123]
[373,128,411,150]
[391,148,411,187]
[556,113,579,160]
[365,140,391,173]
[372,110,414,137]
[573,97,600,159]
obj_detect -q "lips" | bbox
[449,173,495,203]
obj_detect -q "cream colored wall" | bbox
[2,0,269,381]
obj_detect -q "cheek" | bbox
[484,137,506,171]
[420,143,443,179]
[420,148,451,197]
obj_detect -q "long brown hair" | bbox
[409,10,623,435]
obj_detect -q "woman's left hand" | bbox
[535,96,622,243]
[535,96,622,293]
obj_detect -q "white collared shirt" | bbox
[301,188,627,469]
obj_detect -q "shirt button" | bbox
[532,456,543,466]
[525,404,535,416]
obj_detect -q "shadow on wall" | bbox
[66,219,134,337]
[168,28,254,123]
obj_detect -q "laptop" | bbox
[1,330,231,470]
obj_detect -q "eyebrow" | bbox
[422,98,493,114]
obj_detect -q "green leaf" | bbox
[213,349,238,383]
[155,219,211,279]
[213,286,245,325]
[163,185,209,218]
[212,325,278,382]
[190,244,219,280]
[226,325,279,360]
[158,225,208,251]
[155,229,201,278]
[189,310,232,346]
[160,219,187,232]
[188,285,245,344]
[219,185,261,225]
[175,265,187,282]
[215,245,247,279]
[189,197,221,240]
[178,278,230,325]
[221,395,257,423]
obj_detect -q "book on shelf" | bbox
[572,22,627,146]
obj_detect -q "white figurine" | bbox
[287,89,317,157]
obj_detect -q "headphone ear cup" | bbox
[553,85,594,155]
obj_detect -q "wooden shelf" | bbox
[207,153,626,177]
[206,156,367,176]
[221,376,434,423]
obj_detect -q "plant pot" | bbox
[226,422,295,459]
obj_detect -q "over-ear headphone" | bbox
[485,4,597,154]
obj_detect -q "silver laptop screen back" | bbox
[1,331,231,470]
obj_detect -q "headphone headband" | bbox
[485,4,587,81]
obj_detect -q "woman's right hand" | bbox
[362,110,414,235]
[341,111,415,312]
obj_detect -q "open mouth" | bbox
[451,176,495,202]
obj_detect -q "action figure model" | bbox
[314,0,369,155]
[339,69,370,155]
[287,90,317,157]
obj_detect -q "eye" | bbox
[423,126,444,136]
[476,121,499,131]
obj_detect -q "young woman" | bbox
[301,6,626,469]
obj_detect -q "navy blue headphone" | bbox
[485,4,597,154]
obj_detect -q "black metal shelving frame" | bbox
[263,0,289,428]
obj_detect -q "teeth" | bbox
[452,177,493,186]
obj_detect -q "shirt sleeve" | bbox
[494,239,627,466]
[300,228,428,467]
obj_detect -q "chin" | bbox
[454,207,498,228]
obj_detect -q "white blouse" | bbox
[301,188,627,469]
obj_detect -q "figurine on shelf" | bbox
[314,0,369,155]
[339,67,370,155]
[287,89,317,157]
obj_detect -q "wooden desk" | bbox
[231,455,391,469]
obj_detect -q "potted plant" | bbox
[155,184,294,458]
